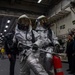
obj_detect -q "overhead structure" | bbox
[48,10,71,23]
[0,0,62,15]
[0,0,62,46]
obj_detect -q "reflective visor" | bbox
[18,18,30,26]
[39,17,48,24]
[18,18,30,31]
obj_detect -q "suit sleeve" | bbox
[52,30,59,45]
[33,30,51,48]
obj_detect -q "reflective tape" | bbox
[55,68,62,73]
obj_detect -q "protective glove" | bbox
[32,44,38,53]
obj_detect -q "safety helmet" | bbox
[17,14,31,31]
[36,15,49,29]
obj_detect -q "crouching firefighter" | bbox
[35,15,59,75]
[13,14,49,75]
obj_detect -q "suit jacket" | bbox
[66,39,74,55]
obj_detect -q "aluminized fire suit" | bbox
[35,15,59,74]
[14,15,48,75]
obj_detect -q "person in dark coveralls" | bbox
[66,33,74,73]
[70,30,75,75]
[4,32,18,75]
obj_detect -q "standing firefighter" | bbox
[13,14,48,75]
[35,15,59,74]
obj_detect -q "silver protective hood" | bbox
[18,14,29,21]
[35,15,47,31]
[15,24,32,33]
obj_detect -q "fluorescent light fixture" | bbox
[5,25,9,28]
[4,30,7,32]
[0,41,2,43]
[2,35,4,37]
[0,37,1,39]
[38,0,42,3]
[0,33,2,35]
[7,20,10,23]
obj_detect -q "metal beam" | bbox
[10,0,15,4]
[0,1,46,15]
[0,11,39,19]
[16,0,49,7]
[47,0,62,14]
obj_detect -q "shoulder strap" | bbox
[48,28,54,46]
[48,28,52,41]
[31,30,35,43]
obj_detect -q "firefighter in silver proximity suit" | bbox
[35,15,59,75]
[14,14,48,75]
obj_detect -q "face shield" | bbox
[18,16,30,31]
[36,16,49,29]
[41,17,50,29]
